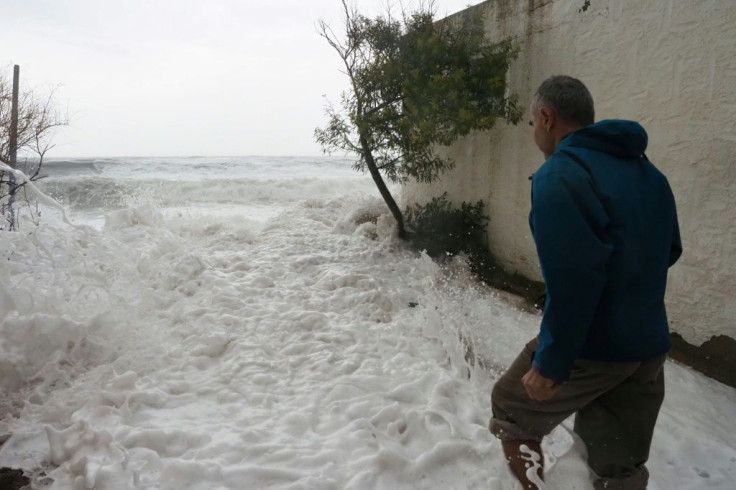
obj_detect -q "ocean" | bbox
[37,156,375,228]
[1,156,735,489]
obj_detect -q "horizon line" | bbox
[43,153,353,159]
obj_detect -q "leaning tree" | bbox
[0,67,68,230]
[315,1,522,238]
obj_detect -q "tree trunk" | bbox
[359,135,407,239]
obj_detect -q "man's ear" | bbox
[539,106,555,132]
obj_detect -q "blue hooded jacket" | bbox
[529,119,682,383]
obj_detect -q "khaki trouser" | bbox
[489,338,666,490]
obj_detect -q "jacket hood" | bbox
[559,119,648,158]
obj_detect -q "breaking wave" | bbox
[37,176,375,211]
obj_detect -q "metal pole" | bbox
[5,65,20,229]
[9,65,19,166]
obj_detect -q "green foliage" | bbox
[407,193,546,310]
[405,193,489,259]
[316,2,522,185]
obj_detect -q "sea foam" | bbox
[1,157,735,489]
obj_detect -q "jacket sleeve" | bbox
[530,164,612,383]
[668,201,682,267]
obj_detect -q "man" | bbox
[489,75,682,490]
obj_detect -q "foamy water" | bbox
[35,156,370,228]
[1,156,734,489]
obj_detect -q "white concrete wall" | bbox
[403,0,736,345]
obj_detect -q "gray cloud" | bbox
[1,0,477,157]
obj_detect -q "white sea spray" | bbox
[0,157,734,489]
[520,444,546,490]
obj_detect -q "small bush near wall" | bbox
[406,193,545,310]
[405,193,489,260]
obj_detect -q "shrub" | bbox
[405,193,488,260]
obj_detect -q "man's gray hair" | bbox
[534,75,595,126]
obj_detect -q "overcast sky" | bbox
[1,1,481,157]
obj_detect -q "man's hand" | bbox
[522,366,561,401]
